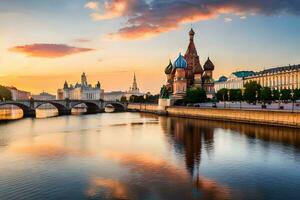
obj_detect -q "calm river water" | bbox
[0,109,300,200]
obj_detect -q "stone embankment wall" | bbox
[127,103,159,113]
[127,103,300,128]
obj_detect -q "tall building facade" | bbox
[164,29,215,99]
[57,72,104,100]
[245,65,300,90]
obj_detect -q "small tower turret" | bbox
[81,72,88,86]
[63,81,69,89]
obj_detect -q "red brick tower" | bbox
[184,29,203,87]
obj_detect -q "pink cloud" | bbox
[9,43,93,58]
[86,0,300,40]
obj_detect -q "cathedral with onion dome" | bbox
[163,29,215,100]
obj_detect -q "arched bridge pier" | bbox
[0,99,127,118]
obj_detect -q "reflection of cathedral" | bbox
[164,29,215,99]
[161,117,215,176]
[160,116,300,177]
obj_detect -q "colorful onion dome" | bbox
[174,53,187,69]
[164,60,173,74]
[204,57,215,71]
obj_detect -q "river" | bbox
[0,109,300,200]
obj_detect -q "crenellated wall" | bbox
[128,103,300,128]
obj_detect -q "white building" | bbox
[245,65,300,90]
[104,91,125,101]
[214,71,255,92]
[57,73,104,100]
[32,92,56,100]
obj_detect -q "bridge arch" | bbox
[104,102,126,112]
[35,101,70,116]
[70,101,102,114]
[0,102,34,117]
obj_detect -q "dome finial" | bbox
[189,28,195,41]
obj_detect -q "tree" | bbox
[280,89,292,102]
[129,95,144,103]
[293,89,300,101]
[272,89,280,101]
[260,87,272,104]
[120,96,127,103]
[144,94,159,103]
[243,81,261,103]
[185,87,207,103]
[229,89,243,102]
[0,85,12,101]
[216,88,228,102]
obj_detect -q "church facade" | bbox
[164,29,215,100]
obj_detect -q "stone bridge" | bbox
[0,99,127,118]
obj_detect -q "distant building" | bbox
[125,73,144,99]
[104,91,125,101]
[57,72,104,100]
[32,92,56,100]
[215,71,255,92]
[245,64,300,90]
[6,86,31,100]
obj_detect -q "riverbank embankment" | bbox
[127,103,300,128]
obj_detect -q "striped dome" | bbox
[204,57,215,71]
[174,53,187,69]
[164,60,173,74]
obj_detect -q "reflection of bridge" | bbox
[0,100,127,118]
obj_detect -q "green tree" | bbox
[185,87,207,103]
[0,85,12,101]
[120,96,127,103]
[229,89,243,102]
[260,87,272,104]
[272,89,280,101]
[280,89,292,102]
[216,88,228,102]
[243,81,261,103]
[129,95,143,103]
[293,89,300,101]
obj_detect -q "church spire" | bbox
[185,29,198,56]
[189,28,195,42]
[131,73,138,91]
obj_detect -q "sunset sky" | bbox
[1,0,300,94]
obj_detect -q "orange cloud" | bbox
[89,0,130,20]
[86,0,300,40]
[9,43,93,58]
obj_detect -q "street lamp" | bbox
[292,90,295,112]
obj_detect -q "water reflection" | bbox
[87,151,231,200]
[0,113,299,200]
[0,106,23,120]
